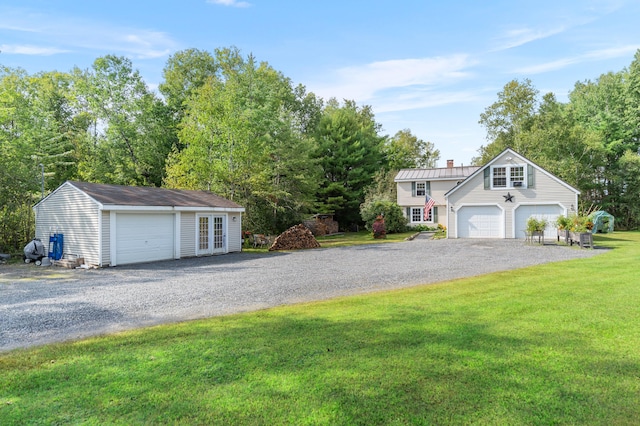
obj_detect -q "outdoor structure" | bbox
[303,213,339,236]
[395,159,480,228]
[396,149,580,239]
[445,148,580,239]
[33,181,245,267]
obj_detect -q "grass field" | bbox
[1,232,639,424]
[240,230,419,252]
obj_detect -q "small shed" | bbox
[34,181,245,267]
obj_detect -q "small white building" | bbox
[34,181,245,267]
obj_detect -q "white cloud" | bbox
[207,0,251,7]
[312,55,474,101]
[513,44,640,74]
[492,26,567,51]
[373,89,483,114]
[0,8,177,59]
[0,44,68,55]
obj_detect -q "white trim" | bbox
[109,211,117,267]
[445,148,581,197]
[175,206,245,213]
[196,213,212,256]
[99,205,245,213]
[174,212,181,259]
[33,181,103,210]
[409,206,435,224]
[98,209,103,267]
[490,163,527,190]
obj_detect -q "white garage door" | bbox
[514,205,563,240]
[457,206,502,238]
[115,214,175,265]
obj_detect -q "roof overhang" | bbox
[444,147,581,199]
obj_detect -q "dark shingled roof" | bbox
[68,181,243,209]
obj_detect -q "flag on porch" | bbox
[424,193,435,221]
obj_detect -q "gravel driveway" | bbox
[1,238,605,352]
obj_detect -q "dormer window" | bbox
[493,167,506,188]
[490,165,527,189]
[510,166,524,187]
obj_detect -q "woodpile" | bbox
[269,224,321,251]
[303,214,339,236]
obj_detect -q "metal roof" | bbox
[394,166,481,182]
[67,181,244,209]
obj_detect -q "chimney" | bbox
[447,159,454,168]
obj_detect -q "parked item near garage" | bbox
[23,238,46,265]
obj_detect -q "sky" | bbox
[2,0,640,167]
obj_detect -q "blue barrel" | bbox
[48,233,64,260]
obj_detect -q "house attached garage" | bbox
[114,213,175,265]
[513,204,564,240]
[456,205,503,238]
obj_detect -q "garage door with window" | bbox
[457,206,502,238]
[115,213,175,265]
[514,205,563,240]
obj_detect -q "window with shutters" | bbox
[411,207,434,223]
[490,164,528,189]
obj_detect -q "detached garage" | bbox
[33,181,245,267]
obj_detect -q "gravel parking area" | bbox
[1,238,605,352]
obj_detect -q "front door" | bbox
[197,214,226,255]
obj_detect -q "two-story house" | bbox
[396,148,581,239]
[395,160,480,228]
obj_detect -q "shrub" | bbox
[555,215,571,230]
[372,215,386,238]
[360,200,408,233]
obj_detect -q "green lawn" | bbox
[1,233,639,424]
[241,230,419,252]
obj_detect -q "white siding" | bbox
[448,152,579,238]
[180,212,196,258]
[34,183,101,265]
[397,179,459,227]
[227,213,242,253]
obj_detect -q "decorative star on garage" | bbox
[503,192,514,202]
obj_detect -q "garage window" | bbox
[491,165,527,189]
[493,167,506,188]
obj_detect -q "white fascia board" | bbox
[174,206,245,213]
[33,181,104,210]
[100,205,246,213]
[100,205,174,212]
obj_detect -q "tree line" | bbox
[2,47,639,252]
[0,47,438,252]
[476,50,640,229]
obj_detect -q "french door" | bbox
[197,215,225,255]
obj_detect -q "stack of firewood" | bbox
[269,224,321,251]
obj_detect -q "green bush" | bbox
[360,200,408,233]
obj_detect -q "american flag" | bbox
[424,193,435,221]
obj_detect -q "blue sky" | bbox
[2,0,640,166]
